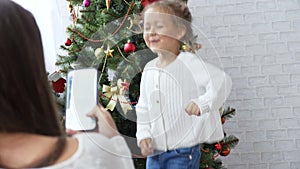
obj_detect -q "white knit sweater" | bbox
[136,51,232,151]
[44,133,134,169]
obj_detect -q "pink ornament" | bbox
[121,81,130,91]
[83,0,90,7]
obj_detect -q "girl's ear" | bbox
[176,25,186,40]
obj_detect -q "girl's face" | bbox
[143,7,184,55]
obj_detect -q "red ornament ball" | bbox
[221,116,226,124]
[141,0,160,8]
[214,143,222,151]
[124,41,136,53]
[220,147,231,156]
[65,38,72,46]
[52,78,66,93]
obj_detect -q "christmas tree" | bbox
[50,0,239,168]
[199,107,239,169]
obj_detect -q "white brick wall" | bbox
[188,0,300,168]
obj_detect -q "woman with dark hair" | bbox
[0,0,134,168]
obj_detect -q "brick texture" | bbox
[188,0,300,168]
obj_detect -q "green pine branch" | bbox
[221,107,236,119]
[222,135,239,149]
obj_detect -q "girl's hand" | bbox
[185,101,201,116]
[140,138,153,156]
[87,104,119,138]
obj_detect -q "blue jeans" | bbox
[146,144,201,169]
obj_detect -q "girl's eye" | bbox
[144,26,150,31]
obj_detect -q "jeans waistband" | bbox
[171,144,200,151]
[150,144,200,157]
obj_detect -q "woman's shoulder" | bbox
[73,133,133,167]
[73,132,107,140]
[44,133,133,169]
[74,133,131,155]
[73,133,119,150]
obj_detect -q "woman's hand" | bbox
[140,138,153,156]
[185,101,201,116]
[87,104,119,138]
[66,104,119,138]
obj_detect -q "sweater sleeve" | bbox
[192,62,232,115]
[135,71,152,147]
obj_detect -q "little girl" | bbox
[136,0,232,169]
